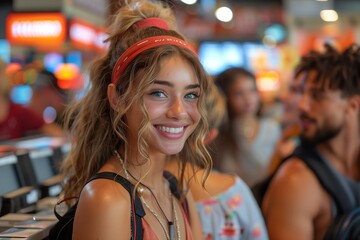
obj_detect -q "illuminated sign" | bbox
[69,19,109,52]
[94,29,109,51]
[70,19,97,48]
[6,13,66,46]
[55,63,83,90]
[256,70,280,92]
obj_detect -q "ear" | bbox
[107,83,119,111]
[346,95,360,113]
[355,95,360,107]
[204,129,219,145]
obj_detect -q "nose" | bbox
[298,93,310,113]
[166,97,187,120]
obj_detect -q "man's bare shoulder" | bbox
[273,157,320,186]
[263,157,324,214]
[262,157,330,239]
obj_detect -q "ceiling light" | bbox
[215,7,233,23]
[180,0,197,5]
[320,9,338,22]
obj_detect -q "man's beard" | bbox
[300,124,342,146]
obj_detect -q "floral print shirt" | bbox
[196,176,268,240]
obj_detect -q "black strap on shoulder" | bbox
[163,170,191,223]
[50,172,145,240]
[163,171,181,199]
[58,171,187,239]
[89,172,145,240]
[292,146,355,214]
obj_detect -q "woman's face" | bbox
[281,73,305,126]
[227,75,260,118]
[127,54,201,156]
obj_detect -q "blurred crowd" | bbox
[0,59,66,141]
[1,28,359,240]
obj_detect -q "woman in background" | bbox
[213,67,281,187]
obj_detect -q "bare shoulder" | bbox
[73,177,132,240]
[262,157,332,239]
[270,157,322,192]
[190,170,235,201]
[79,177,132,208]
[263,156,324,214]
[205,171,235,193]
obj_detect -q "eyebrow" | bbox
[154,80,200,90]
[307,87,325,93]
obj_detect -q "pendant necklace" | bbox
[138,187,171,240]
[114,150,181,240]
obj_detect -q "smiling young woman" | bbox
[54,0,213,239]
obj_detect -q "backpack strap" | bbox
[89,172,145,240]
[51,172,145,240]
[163,171,181,199]
[163,171,191,223]
[292,146,356,214]
[55,171,187,239]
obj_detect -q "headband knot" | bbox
[135,17,169,30]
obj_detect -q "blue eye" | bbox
[150,90,166,98]
[185,92,199,99]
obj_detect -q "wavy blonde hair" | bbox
[61,0,212,201]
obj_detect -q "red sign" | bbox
[6,13,66,46]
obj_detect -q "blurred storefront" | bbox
[284,0,360,54]
[0,0,359,107]
[172,0,295,104]
[2,0,110,92]
[170,0,360,104]
[0,0,110,126]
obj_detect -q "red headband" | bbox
[111,36,198,84]
[135,17,169,30]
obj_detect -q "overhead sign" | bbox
[69,18,109,52]
[94,28,109,51]
[6,13,66,46]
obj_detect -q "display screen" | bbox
[0,161,20,195]
[198,41,283,77]
[15,136,57,149]
[198,41,245,76]
[30,156,54,183]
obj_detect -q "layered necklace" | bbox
[114,150,181,240]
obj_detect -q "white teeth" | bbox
[158,126,184,133]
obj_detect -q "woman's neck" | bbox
[233,115,259,140]
[117,150,169,189]
[235,114,257,124]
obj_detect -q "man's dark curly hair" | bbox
[294,43,360,97]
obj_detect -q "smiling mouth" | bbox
[300,116,315,129]
[157,126,184,134]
